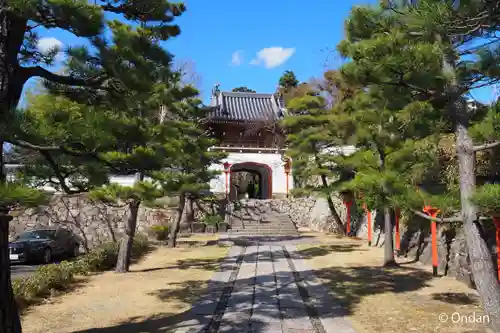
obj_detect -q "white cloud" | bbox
[231,50,243,66]
[250,47,295,68]
[37,37,63,54]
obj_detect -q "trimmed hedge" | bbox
[13,234,150,309]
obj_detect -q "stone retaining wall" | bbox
[9,192,496,289]
[8,194,211,252]
[8,194,345,251]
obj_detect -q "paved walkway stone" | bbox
[173,237,358,333]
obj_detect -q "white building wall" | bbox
[209,152,292,195]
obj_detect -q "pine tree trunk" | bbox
[0,212,21,333]
[168,193,186,248]
[0,7,29,115]
[180,196,194,232]
[315,155,345,235]
[115,200,140,273]
[455,119,500,333]
[383,207,396,267]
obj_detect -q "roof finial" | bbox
[212,83,220,97]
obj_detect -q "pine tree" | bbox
[232,86,256,93]
[281,84,347,234]
[279,70,299,90]
[23,67,210,272]
[152,125,226,248]
[338,1,500,330]
[0,2,187,330]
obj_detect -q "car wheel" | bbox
[42,248,52,264]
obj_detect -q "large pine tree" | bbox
[0,1,187,331]
[338,1,500,330]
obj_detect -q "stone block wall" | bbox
[8,194,216,252]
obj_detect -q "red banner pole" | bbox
[346,202,351,236]
[285,172,289,198]
[225,171,229,195]
[424,205,440,277]
[364,203,372,246]
[395,208,400,252]
[493,217,500,282]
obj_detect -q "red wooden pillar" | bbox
[395,208,401,252]
[493,217,500,282]
[283,158,291,198]
[223,162,231,196]
[423,205,440,277]
[364,203,372,246]
[345,201,352,236]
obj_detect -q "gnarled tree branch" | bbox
[19,66,107,87]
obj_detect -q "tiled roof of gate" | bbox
[207,91,284,122]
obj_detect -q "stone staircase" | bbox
[226,199,299,236]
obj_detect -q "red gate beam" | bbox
[423,205,440,277]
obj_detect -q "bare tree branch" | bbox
[411,209,462,223]
[474,141,500,152]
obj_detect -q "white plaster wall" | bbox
[209,152,292,195]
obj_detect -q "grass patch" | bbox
[21,244,229,333]
[14,234,151,311]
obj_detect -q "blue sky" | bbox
[28,0,495,104]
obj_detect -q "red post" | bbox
[423,205,440,277]
[224,172,229,195]
[223,162,231,196]
[364,203,372,246]
[345,201,352,236]
[285,172,289,197]
[395,208,400,252]
[493,217,500,282]
[283,158,291,198]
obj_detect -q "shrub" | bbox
[13,261,76,300]
[202,214,223,226]
[13,234,151,309]
[150,225,170,241]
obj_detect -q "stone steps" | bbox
[226,199,299,237]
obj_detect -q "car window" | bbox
[18,230,56,240]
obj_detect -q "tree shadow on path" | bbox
[71,244,436,333]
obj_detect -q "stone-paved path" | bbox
[173,241,358,333]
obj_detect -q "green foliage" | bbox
[150,225,170,241]
[0,183,48,209]
[232,86,256,93]
[89,182,163,206]
[279,70,299,90]
[202,214,223,226]
[470,184,500,216]
[13,235,150,307]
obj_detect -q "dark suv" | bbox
[9,228,80,264]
